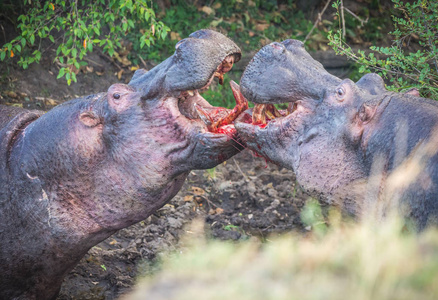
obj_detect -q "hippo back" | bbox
[0,105,41,129]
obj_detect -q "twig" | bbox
[98,49,123,70]
[343,7,368,26]
[84,57,104,67]
[233,158,249,181]
[304,0,331,43]
[340,0,346,40]
[0,24,6,44]
[138,54,148,69]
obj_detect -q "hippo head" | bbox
[127,29,246,171]
[235,40,392,207]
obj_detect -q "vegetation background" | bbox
[1,0,437,108]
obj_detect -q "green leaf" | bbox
[0,51,5,61]
[57,68,65,79]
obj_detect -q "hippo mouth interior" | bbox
[238,101,301,128]
[176,54,248,134]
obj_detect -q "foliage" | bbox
[0,0,169,85]
[129,217,438,300]
[300,198,328,238]
[328,0,438,99]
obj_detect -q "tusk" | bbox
[252,104,267,125]
[194,103,213,126]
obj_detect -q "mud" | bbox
[56,151,308,299]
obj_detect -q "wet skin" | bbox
[0,29,247,300]
[235,39,438,230]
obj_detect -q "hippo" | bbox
[235,39,438,230]
[0,29,247,300]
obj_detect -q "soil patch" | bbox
[57,151,308,299]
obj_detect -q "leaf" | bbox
[184,195,194,202]
[201,6,215,15]
[191,186,206,196]
[57,68,65,79]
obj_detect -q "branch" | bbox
[304,0,332,43]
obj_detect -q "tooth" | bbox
[214,72,224,85]
[230,80,248,108]
[267,104,282,117]
[187,90,194,96]
[253,104,267,125]
[287,102,298,114]
[194,103,213,126]
[218,74,224,85]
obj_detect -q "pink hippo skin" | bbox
[0,29,247,299]
[236,40,438,230]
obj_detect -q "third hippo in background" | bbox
[235,40,438,230]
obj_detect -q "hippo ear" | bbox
[357,103,376,123]
[356,73,386,95]
[404,88,420,97]
[79,111,101,127]
[350,103,377,143]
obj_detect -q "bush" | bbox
[328,0,438,99]
[0,0,170,85]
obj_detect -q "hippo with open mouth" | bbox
[0,29,247,299]
[235,40,438,230]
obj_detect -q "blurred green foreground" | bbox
[125,215,438,300]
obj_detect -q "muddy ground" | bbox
[57,151,309,300]
[1,38,312,300]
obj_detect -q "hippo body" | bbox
[0,29,243,299]
[236,40,438,229]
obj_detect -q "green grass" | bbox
[126,215,438,300]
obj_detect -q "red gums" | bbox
[217,124,236,135]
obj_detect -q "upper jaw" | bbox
[240,39,341,105]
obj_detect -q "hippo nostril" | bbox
[175,39,186,49]
[270,42,285,51]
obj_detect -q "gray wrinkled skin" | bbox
[236,39,438,230]
[0,29,242,300]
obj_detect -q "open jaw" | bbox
[175,54,248,136]
[236,100,303,132]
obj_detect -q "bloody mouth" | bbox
[234,101,300,130]
[177,54,248,135]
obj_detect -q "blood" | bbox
[217,124,236,135]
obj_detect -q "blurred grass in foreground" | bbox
[125,215,438,300]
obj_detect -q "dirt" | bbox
[56,152,308,300]
[0,34,309,300]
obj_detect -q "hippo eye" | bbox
[336,87,345,99]
[113,93,120,100]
